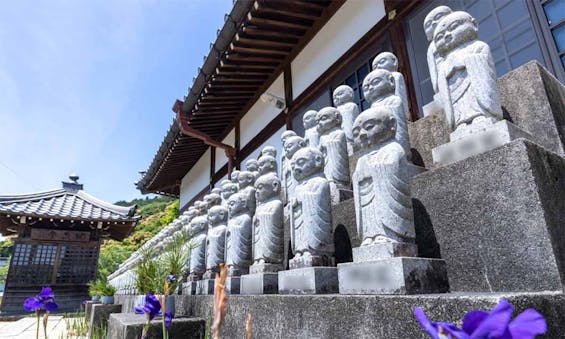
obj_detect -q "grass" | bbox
[56,312,107,339]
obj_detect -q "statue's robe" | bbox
[437,40,502,130]
[281,157,296,206]
[252,197,284,264]
[304,127,319,148]
[352,140,415,245]
[239,185,256,216]
[205,224,227,273]
[188,230,207,278]
[337,102,360,154]
[291,174,333,256]
[372,95,410,158]
[225,212,252,275]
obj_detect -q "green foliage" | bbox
[0,264,9,284]
[0,237,14,257]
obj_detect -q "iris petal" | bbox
[414,307,441,339]
[38,287,55,301]
[165,311,173,327]
[23,297,41,312]
[462,310,489,334]
[508,308,547,338]
[470,299,513,338]
[45,301,58,312]
[134,305,145,314]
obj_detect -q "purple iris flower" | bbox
[23,287,59,313]
[165,311,173,327]
[135,294,162,321]
[415,299,547,339]
[166,275,176,284]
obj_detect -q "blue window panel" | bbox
[553,24,565,51]
[510,42,545,68]
[543,0,565,25]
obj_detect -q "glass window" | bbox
[543,0,565,25]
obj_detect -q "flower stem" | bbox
[36,312,40,339]
[162,295,167,339]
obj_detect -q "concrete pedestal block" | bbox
[84,301,100,321]
[240,273,279,295]
[278,267,338,295]
[225,277,240,294]
[88,304,122,338]
[338,257,449,295]
[107,313,205,339]
[413,139,565,292]
[195,279,214,295]
[182,281,197,295]
[352,243,417,262]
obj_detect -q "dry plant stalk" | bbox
[246,313,252,339]
[212,263,228,339]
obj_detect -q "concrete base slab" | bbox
[289,254,332,269]
[240,272,279,295]
[249,262,283,274]
[338,257,449,295]
[107,313,205,339]
[88,304,122,338]
[352,242,417,262]
[278,267,338,295]
[225,277,240,294]
[84,301,101,321]
[195,279,214,295]
[182,281,197,295]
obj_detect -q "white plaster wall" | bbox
[291,0,385,98]
[180,148,211,208]
[240,74,285,147]
[215,128,235,172]
[241,126,286,177]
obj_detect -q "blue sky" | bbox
[0,0,232,203]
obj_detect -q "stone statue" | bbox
[237,170,257,215]
[317,107,351,204]
[363,69,410,157]
[257,154,278,176]
[261,146,277,159]
[282,135,305,205]
[204,205,228,279]
[203,192,222,211]
[252,172,284,268]
[372,52,409,114]
[424,5,453,95]
[289,147,333,267]
[182,207,199,232]
[245,159,260,180]
[211,187,222,196]
[188,214,208,281]
[333,85,359,154]
[220,179,238,207]
[433,10,503,139]
[194,200,207,216]
[351,106,415,249]
[231,170,240,185]
[303,110,319,147]
[225,192,253,276]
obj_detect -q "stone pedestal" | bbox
[225,277,241,294]
[240,273,279,295]
[278,267,338,294]
[422,96,444,118]
[352,242,417,261]
[108,313,205,339]
[413,139,565,292]
[84,301,101,321]
[88,304,122,338]
[338,257,449,295]
[289,255,332,269]
[182,281,197,295]
[432,120,533,165]
[195,279,214,295]
[249,262,283,274]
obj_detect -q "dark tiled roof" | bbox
[0,189,139,222]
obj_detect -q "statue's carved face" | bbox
[204,193,221,209]
[245,159,259,172]
[254,174,280,202]
[258,155,277,175]
[303,110,318,129]
[291,147,323,181]
[190,216,208,233]
[281,130,297,146]
[333,85,354,106]
[208,206,228,225]
[261,146,277,159]
[434,11,477,55]
[372,53,398,72]
[284,136,305,159]
[352,107,396,150]
[424,6,452,42]
[362,70,395,104]
[316,107,342,133]
[194,201,207,216]
[227,193,246,215]
[221,183,238,200]
[238,171,255,189]
[231,171,240,183]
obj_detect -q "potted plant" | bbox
[100,284,116,305]
[87,280,103,301]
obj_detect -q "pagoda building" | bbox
[0,175,139,314]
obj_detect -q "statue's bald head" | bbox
[424,5,453,41]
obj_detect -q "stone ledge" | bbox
[107,313,205,339]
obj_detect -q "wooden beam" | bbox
[247,14,311,31]
[225,53,284,63]
[234,34,296,48]
[389,22,418,122]
[284,63,293,130]
[242,26,304,40]
[254,1,321,21]
[230,44,290,56]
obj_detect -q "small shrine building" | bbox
[0,175,139,314]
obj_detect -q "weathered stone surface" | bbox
[330,198,360,248]
[107,313,205,339]
[88,304,121,339]
[225,277,240,294]
[173,292,565,338]
[352,243,418,262]
[413,139,565,292]
[84,301,100,321]
[181,281,196,295]
[499,60,565,156]
[240,272,279,295]
[196,279,214,295]
[431,120,533,165]
[408,111,450,168]
[278,267,338,294]
[338,257,449,295]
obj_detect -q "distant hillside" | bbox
[115,195,176,218]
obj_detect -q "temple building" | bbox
[0,175,139,314]
[136,0,565,210]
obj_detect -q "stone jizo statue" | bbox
[372,52,409,114]
[316,107,351,205]
[204,205,228,279]
[257,154,278,176]
[261,146,277,159]
[252,172,284,269]
[282,135,305,205]
[188,215,208,281]
[303,110,320,147]
[237,170,257,215]
[333,85,359,154]
[194,200,207,216]
[220,179,238,207]
[424,5,453,95]
[351,106,415,250]
[245,159,260,180]
[290,147,333,267]
[225,192,253,276]
[433,10,503,138]
[203,192,222,211]
[363,69,410,157]
[231,170,240,185]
